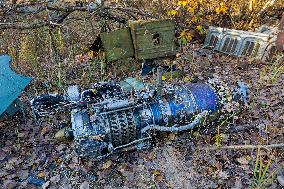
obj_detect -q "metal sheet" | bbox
[0,55,32,117]
[204,26,276,60]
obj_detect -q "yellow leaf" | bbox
[196,25,206,35]
[32,164,36,169]
[152,170,161,176]
[37,172,46,178]
[187,7,195,14]
[215,7,221,14]
[196,25,202,31]
[184,76,190,82]
[87,51,94,59]
[187,16,198,24]
[246,155,252,161]
[216,2,228,14]
[177,0,188,7]
[167,10,178,16]
[178,29,192,42]
[162,75,166,81]
[102,160,112,170]
[193,2,199,9]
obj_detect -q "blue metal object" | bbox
[31,78,248,159]
[27,175,45,186]
[235,81,248,103]
[0,55,32,119]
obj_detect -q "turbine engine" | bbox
[31,77,248,159]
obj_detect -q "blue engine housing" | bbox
[68,80,245,158]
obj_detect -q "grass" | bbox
[251,146,275,189]
[214,125,223,148]
[249,54,284,113]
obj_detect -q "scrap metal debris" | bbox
[276,13,284,51]
[204,26,277,60]
[0,55,32,120]
[31,74,248,159]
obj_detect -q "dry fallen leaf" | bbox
[102,160,112,170]
[236,157,249,165]
[168,133,176,140]
[37,172,46,178]
[41,127,49,135]
[152,170,161,176]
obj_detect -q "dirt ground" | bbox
[0,49,284,189]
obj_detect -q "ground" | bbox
[0,49,284,189]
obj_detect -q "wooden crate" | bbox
[100,28,135,62]
[129,19,176,60]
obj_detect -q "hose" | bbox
[141,111,208,133]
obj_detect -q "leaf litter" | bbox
[0,49,283,188]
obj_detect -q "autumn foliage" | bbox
[163,0,283,45]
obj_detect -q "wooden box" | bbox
[129,19,176,60]
[100,28,135,62]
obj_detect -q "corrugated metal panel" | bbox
[204,26,276,60]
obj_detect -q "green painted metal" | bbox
[100,20,176,62]
[129,20,176,60]
[100,28,135,62]
[0,55,32,119]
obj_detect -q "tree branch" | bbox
[0,20,50,30]
[0,0,158,30]
[200,143,284,151]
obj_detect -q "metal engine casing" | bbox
[65,79,246,158]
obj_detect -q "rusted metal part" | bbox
[276,32,284,52]
[204,26,276,60]
[0,55,32,120]
[276,13,284,51]
[279,13,284,31]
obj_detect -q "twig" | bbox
[200,143,284,151]
[0,20,50,30]
[200,122,258,136]
[0,5,143,30]
[248,0,277,27]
